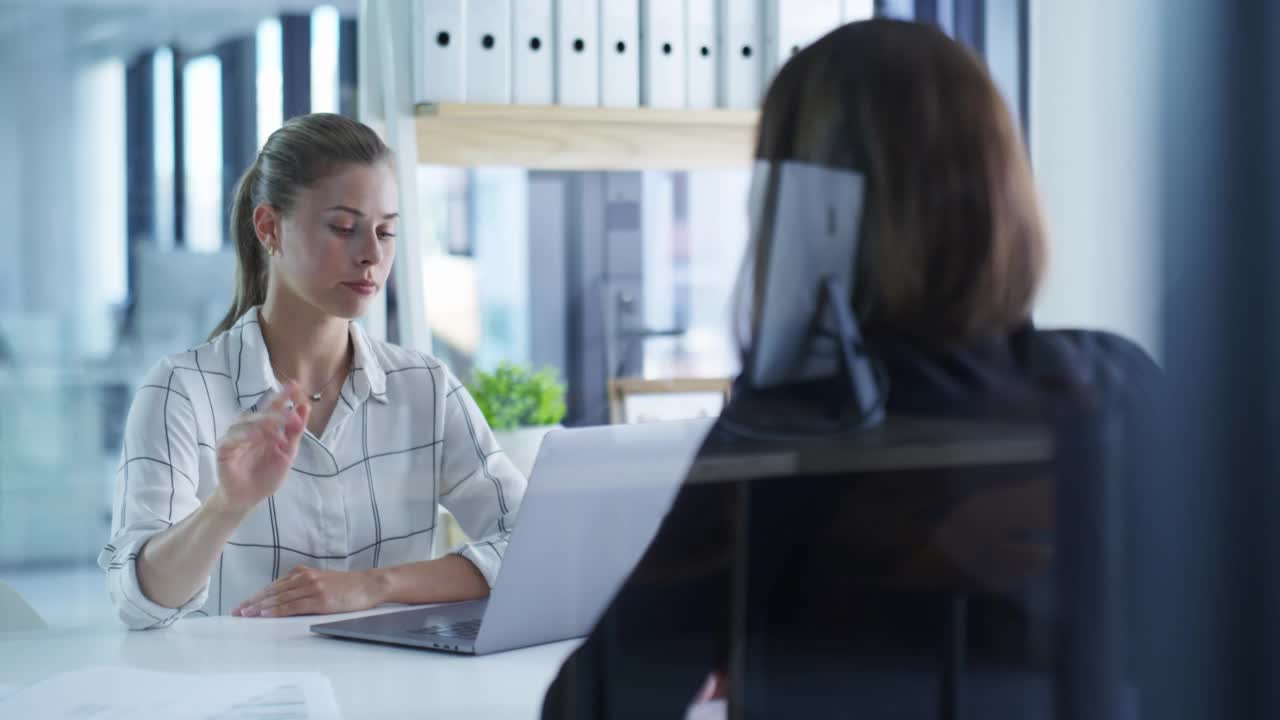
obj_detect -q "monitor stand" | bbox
[815,275,885,427]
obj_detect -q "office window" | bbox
[75,59,128,312]
[310,5,340,114]
[417,167,489,375]
[152,47,175,249]
[880,0,915,20]
[641,171,749,380]
[845,0,875,20]
[257,18,284,148]
[985,0,1027,133]
[182,56,224,252]
[414,169,749,419]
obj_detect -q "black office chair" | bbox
[729,454,1057,718]
[541,408,1139,720]
[725,405,1137,720]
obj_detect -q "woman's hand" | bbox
[213,384,310,514]
[694,672,728,702]
[686,671,729,720]
[232,565,386,618]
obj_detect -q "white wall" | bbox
[1029,0,1163,357]
[985,0,1022,129]
[4,20,86,364]
[0,18,129,360]
[75,58,128,356]
[0,73,22,313]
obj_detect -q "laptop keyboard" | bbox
[411,619,482,639]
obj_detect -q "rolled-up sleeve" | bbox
[97,359,209,629]
[437,370,527,587]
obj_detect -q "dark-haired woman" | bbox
[543,19,1158,717]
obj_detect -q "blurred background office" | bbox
[0,0,1164,634]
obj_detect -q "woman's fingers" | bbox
[272,383,312,422]
[221,385,309,449]
[224,384,308,435]
[217,387,309,512]
[259,595,321,618]
[232,586,272,614]
[231,567,378,619]
[282,403,310,451]
[223,409,294,450]
[233,567,314,613]
[268,382,306,412]
[231,408,291,434]
[238,385,308,435]
[253,584,318,611]
[236,583,309,616]
[239,575,308,610]
[268,383,310,452]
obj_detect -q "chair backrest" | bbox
[0,581,47,632]
[723,418,1062,719]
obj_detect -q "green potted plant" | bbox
[467,362,567,478]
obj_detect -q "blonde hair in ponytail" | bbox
[210,163,267,339]
[208,112,393,339]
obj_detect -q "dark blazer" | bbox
[541,326,1160,718]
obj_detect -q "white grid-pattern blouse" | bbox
[98,308,526,630]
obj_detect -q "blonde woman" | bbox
[100,113,525,629]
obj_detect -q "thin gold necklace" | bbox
[271,348,351,402]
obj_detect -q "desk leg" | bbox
[940,594,967,720]
[728,478,787,720]
[727,480,753,720]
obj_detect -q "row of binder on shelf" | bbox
[415,0,877,109]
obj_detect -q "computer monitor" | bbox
[743,159,884,424]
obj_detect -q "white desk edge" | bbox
[0,605,581,719]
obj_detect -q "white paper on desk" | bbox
[0,667,341,720]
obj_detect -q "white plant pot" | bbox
[493,424,561,479]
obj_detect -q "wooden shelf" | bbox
[415,103,758,171]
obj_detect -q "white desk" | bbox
[0,607,581,719]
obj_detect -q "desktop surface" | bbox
[691,414,1053,484]
[0,607,580,719]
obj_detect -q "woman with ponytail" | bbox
[99,113,525,629]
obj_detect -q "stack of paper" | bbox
[0,667,341,720]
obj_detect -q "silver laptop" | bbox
[310,418,714,655]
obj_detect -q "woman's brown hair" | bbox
[738,19,1046,348]
[210,113,392,339]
